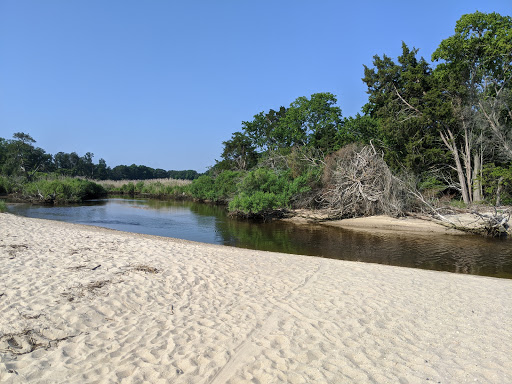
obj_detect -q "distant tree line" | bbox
[0,133,200,181]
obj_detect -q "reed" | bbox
[95,178,191,189]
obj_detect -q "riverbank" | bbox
[283,208,512,237]
[1,213,511,383]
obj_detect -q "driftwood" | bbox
[470,208,511,237]
[319,144,411,218]
[316,144,511,237]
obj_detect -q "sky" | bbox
[1,1,511,172]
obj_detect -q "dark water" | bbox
[6,198,512,279]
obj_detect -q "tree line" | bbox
[0,132,200,181]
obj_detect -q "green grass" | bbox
[0,200,7,213]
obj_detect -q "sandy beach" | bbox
[1,213,511,383]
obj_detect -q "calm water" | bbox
[6,197,512,279]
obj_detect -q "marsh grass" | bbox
[95,178,191,189]
[96,178,192,197]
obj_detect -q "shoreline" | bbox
[282,212,469,235]
[282,208,512,237]
[1,213,511,383]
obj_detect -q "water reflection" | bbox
[6,197,512,278]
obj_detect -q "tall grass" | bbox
[97,178,192,197]
[0,200,7,213]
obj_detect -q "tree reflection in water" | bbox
[7,197,512,279]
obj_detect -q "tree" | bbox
[362,43,450,175]
[220,131,258,171]
[2,132,52,179]
[95,158,110,180]
[338,113,382,147]
[81,152,95,178]
[432,11,512,203]
[282,92,343,153]
[242,107,288,152]
[241,93,343,156]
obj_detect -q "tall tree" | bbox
[242,107,288,152]
[2,132,52,179]
[432,11,512,203]
[362,43,449,175]
[220,132,258,171]
[282,92,343,153]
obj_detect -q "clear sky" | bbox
[1,1,511,172]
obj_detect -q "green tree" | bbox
[432,11,512,203]
[220,131,258,171]
[338,113,382,147]
[362,43,449,175]
[242,107,288,152]
[2,132,52,180]
[282,92,343,153]
[95,158,110,180]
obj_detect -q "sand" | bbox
[0,213,511,383]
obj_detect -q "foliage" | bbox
[337,114,382,147]
[20,178,107,204]
[0,200,6,213]
[228,93,343,163]
[0,133,201,184]
[362,43,451,175]
[0,175,14,194]
[282,93,343,152]
[97,178,192,197]
[431,11,512,203]
[188,171,242,202]
[1,132,53,179]
[220,132,258,171]
[481,164,512,205]
[228,168,312,216]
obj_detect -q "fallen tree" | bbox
[317,144,511,237]
[318,144,413,218]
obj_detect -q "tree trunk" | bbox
[472,152,482,202]
[496,176,504,206]
[440,128,472,205]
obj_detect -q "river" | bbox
[5,197,512,278]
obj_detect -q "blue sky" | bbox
[1,1,511,172]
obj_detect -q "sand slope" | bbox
[0,213,511,383]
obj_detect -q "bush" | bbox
[188,171,242,202]
[228,168,311,216]
[21,178,107,203]
[0,176,12,194]
[0,200,6,213]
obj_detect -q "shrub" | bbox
[0,176,12,194]
[0,200,7,213]
[188,171,242,202]
[228,168,311,216]
[21,178,107,203]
